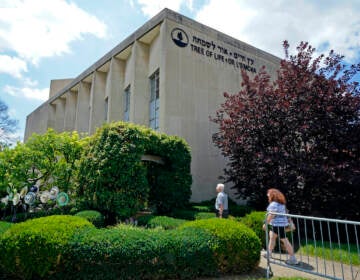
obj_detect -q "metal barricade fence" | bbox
[264,212,360,279]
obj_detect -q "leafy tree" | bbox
[0,99,18,149]
[0,129,83,196]
[211,41,360,219]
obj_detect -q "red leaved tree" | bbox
[211,41,360,219]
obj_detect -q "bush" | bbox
[240,211,267,248]
[143,215,187,229]
[240,211,299,253]
[2,204,73,223]
[0,215,94,279]
[75,210,105,228]
[170,209,216,220]
[77,122,192,222]
[136,214,155,226]
[192,199,253,218]
[194,212,216,219]
[170,209,199,220]
[192,205,212,212]
[180,218,261,274]
[230,204,253,217]
[0,221,12,235]
[60,225,217,279]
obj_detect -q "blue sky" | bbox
[1,0,360,141]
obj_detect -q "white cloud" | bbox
[0,0,107,65]
[0,55,27,78]
[134,0,193,17]
[195,0,360,62]
[23,78,39,87]
[7,108,17,119]
[4,85,49,101]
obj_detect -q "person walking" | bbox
[215,183,229,218]
[263,188,298,265]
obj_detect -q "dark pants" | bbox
[215,209,229,218]
[270,226,287,239]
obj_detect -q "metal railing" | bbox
[264,212,360,279]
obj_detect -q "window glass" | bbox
[149,70,159,130]
[104,97,108,121]
[124,86,130,122]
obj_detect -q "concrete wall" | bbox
[49,79,73,98]
[24,9,280,202]
[161,18,279,201]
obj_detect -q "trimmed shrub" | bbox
[192,205,212,212]
[141,215,187,229]
[180,218,261,274]
[2,204,73,223]
[0,221,12,235]
[230,204,253,217]
[191,199,253,218]
[136,214,155,226]
[0,215,94,279]
[170,209,199,220]
[194,212,216,220]
[77,122,192,222]
[170,209,215,220]
[240,211,299,253]
[240,211,266,249]
[75,210,105,228]
[60,225,217,279]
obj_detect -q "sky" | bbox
[1,0,360,141]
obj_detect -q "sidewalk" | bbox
[202,250,360,279]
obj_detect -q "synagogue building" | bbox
[25,8,280,202]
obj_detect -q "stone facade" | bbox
[25,8,280,202]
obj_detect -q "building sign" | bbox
[171,28,257,73]
[171,28,189,47]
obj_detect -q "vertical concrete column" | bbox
[75,81,91,134]
[158,22,166,132]
[64,90,77,132]
[47,103,56,130]
[89,71,106,134]
[105,57,125,122]
[132,41,149,125]
[53,97,66,132]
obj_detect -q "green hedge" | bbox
[140,215,187,229]
[136,213,155,226]
[74,210,105,228]
[0,221,12,235]
[240,211,299,253]
[2,204,73,223]
[180,218,261,274]
[190,200,253,218]
[240,211,267,248]
[170,209,215,220]
[59,225,217,279]
[0,215,94,279]
[77,122,192,222]
[0,215,262,279]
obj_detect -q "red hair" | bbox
[267,188,286,204]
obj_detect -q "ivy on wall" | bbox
[77,122,192,221]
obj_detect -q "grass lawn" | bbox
[299,240,359,266]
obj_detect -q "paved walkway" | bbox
[201,250,360,279]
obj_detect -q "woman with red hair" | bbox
[263,188,298,265]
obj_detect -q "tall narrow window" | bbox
[124,86,130,122]
[104,97,108,121]
[149,70,159,130]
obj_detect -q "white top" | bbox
[267,201,288,226]
[215,191,228,210]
